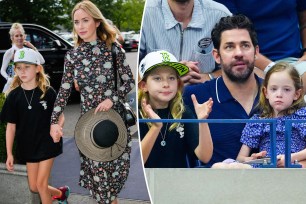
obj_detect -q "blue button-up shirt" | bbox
[140,0,231,71]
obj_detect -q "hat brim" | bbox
[14,61,38,65]
[75,108,127,162]
[145,62,189,77]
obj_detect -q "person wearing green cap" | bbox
[138,50,213,168]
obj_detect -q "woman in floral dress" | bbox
[50,1,135,203]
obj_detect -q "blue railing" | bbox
[139,118,306,168]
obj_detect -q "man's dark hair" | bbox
[211,14,258,50]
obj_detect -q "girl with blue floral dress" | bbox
[50,1,135,204]
[237,62,306,167]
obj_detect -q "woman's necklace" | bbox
[160,112,170,147]
[22,88,35,109]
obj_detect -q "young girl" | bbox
[138,50,213,168]
[1,48,69,204]
[1,23,44,92]
[237,62,306,167]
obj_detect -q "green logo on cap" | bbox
[160,52,170,62]
[18,50,25,59]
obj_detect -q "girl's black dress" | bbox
[1,86,62,162]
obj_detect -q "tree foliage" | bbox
[0,0,145,32]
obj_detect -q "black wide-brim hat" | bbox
[75,108,127,162]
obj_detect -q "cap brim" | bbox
[14,61,38,65]
[139,62,189,83]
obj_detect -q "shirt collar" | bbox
[215,75,262,103]
[162,0,204,30]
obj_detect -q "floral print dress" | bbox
[51,39,135,203]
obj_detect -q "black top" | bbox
[1,86,62,162]
[139,106,199,168]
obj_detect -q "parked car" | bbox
[121,32,139,52]
[0,23,73,92]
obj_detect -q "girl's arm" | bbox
[277,149,306,168]
[140,98,162,163]
[6,123,16,171]
[236,145,252,162]
[141,125,162,163]
[191,95,213,163]
[236,145,267,162]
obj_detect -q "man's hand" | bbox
[180,61,202,85]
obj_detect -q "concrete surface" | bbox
[146,168,306,204]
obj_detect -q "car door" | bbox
[25,27,71,92]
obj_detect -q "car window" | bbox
[0,29,12,50]
[25,28,55,49]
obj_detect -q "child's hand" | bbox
[141,98,162,128]
[191,95,213,119]
[50,124,63,143]
[250,151,267,160]
[6,155,14,172]
[277,154,285,168]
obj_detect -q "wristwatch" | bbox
[208,73,214,80]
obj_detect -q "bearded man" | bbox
[183,14,262,167]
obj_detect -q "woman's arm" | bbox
[114,44,135,100]
[6,123,16,171]
[1,49,13,80]
[58,113,65,128]
[50,51,74,125]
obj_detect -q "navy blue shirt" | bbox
[139,106,199,168]
[183,75,262,167]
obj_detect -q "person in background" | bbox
[237,62,306,168]
[50,1,135,203]
[138,50,213,167]
[183,14,262,167]
[1,23,45,92]
[140,0,231,85]
[215,0,306,94]
[1,48,68,204]
[107,19,124,45]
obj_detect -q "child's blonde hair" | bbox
[6,64,50,99]
[71,1,116,48]
[138,69,185,131]
[259,62,305,118]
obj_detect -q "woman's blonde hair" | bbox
[9,23,25,42]
[6,64,50,99]
[259,62,305,118]
[71,1,116,48]
[138,69,185,131]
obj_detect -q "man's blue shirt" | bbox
[183,75,262,167]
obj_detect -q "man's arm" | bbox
[299,10,306,61]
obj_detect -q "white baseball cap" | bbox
[138,50,189,81]
[14,48,41,65]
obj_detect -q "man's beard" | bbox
[221,58,255,83]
